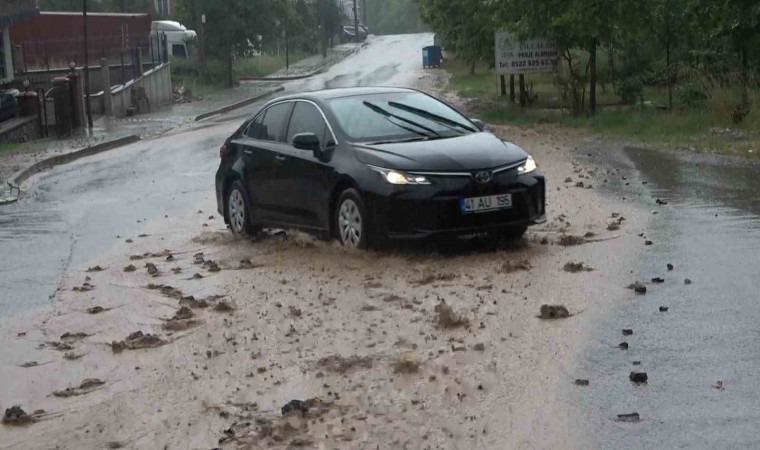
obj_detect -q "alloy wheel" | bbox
[228,188,246,233]
[338,199,363,248]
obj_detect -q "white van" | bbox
[151,20,197,58]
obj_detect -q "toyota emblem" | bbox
[474,171,492,184]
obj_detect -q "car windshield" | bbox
[328,92,476,143]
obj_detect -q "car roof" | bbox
[266,87,419,105]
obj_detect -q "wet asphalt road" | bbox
[571,145,760,448]
[0,33,433,318]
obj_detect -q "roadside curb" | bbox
[194,86,285,122]
[0,183,20,206]
[2,135,142,205]
[239,42,369,82]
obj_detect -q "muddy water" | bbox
[572,146,760,449]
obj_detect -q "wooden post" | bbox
[589,41,597,115]
[519,74,526,107]
[500,75,506,96]
[509,75,515,103]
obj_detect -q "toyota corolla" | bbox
[215,87,546,248]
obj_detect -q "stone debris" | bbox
[558,235,585,246]
[539,305,570,320]
[651,277,665,283]
[644,240,653,246]
[574,379,590,386]
[124,264,137,272]
[563,261,594,273]
[607,221,621,231]
[63,352,84,360]
[171,306,194,321]
[629,372,648,383]
[414,272,458,286]
[499,260,532,273]
[616,412,640,422]
[659,306,669,312]
[145,263,160,277]
[317,355,373,373]
[628,282,647,294]
[473,343,486,352]
[684,278,692,285]
[392,352,421,374]
[205,260,221,272]
[288,305,302,317]
[52,379,105,398]
[619,342,629,350]
[713,380,725,390]
[72,282,95,292]
[87,306,105,315]
[2,406,36,426]
[86,266,105,272]
[213,300,236,313]
[622,329,633,336]
[111,331,166,352]
[435,301,470,328]
[667,263,674,271]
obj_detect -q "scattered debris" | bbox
[628,282,647,294]
[179,296,211,309]
[473,343,486,352]
[667,263,674,271]
[52,378,105,398]
[2,406,35,426]
[317,355,373,373]
[619,342,629,350]
[539,305,571,320]
[111,331,166,352]
[713,380,725,390]
[63,352,84,360]
[616,412,640,422]
[499,260,532,273]
[622,329,633,336]
[145,263,160,277]
[629,372,648,383]
[171,306,194,321]
[124,264,137,273]
[414,272,458,286]
[659,306,669,312]
[238,259,259,269]
[574,379,590,386]
[213,300,235,313]
[651,277,665,283]
[607,222,621,231]
[684,278,692,285]
[72,282,95,292]
[392,352,421,374]
[87,306,105,315]
[434,301,470,328]
[162,319,203,332]
[191,273,204,280]
[61,332,88,341]
[644,240,653,246]
[558,235,585,246]
[18,362,38,368]
[288,306,302,317]
[204,260,221,272]
[563,261,593,273]
[86,266,105,272]
[655,198,668,205]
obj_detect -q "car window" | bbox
[286,102,329,147]
[172,44,187,58]
[328,92,474,143]
[248,103,292,142]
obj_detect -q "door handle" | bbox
[275,155,287,163]
[243,149,253,155]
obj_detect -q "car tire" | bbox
[335,189,369,249]
[226,180,260,235]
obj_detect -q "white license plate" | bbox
[460,194,512,214]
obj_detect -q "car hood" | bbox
[352,132,529,172]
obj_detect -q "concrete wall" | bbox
[91,62,172,117]
[0,116,40,144]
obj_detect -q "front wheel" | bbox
[335,189,369,249]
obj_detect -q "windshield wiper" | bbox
[363,101,440,138]
[387,101,477,133]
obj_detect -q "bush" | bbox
[615,76,644,104]
[677,82,709,108]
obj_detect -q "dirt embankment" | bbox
[0,122,650,449]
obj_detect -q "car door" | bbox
[233,102,293,222]
[271,101,337,229]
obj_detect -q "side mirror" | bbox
[471,118,486,131]
[291,132,322,156]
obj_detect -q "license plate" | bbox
[460,194,512,214]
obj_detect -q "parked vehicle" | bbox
[215,87,546,249]
[0,90,19,123]
[341,24,369,42]
[151,20,196,58]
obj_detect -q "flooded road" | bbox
[572,145,760,449]
[0,34,434,319]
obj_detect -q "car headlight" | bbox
[518,156,537,175]
[369,166,431,185]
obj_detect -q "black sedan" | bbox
[215,87,546,249]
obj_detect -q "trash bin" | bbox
[422,45,442,69]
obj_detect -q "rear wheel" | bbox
[227,181,260,235]
[335,189,368,249]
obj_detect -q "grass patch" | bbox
[444,56,760,159]
[0,142,22,156]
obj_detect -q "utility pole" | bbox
[362,0,367,27]
[83,0,93,129]
[353,0,359,43]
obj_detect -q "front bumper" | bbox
[366,170,546,239]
